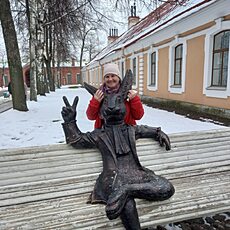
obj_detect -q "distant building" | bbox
[55,58,81,86]
[82,0,230,118]
[0,66,10,87]
[0,58,81,88]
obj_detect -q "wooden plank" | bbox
[1,170,229,214]
[1,189,229,229]
[1,144,229,179]
[1,170,229,207]
[0,128,229,156]
[1,172,230,215]
[0,128,229,229]
[0,138,225,167]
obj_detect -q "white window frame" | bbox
[147,47,158,91]
[85,70,88,83]
[89,69,93,84]
[130,55,138,89]
[119,59,126,79]
[203,19,230,98]
[96,68,99,86]
[99,67,102,85]
[168,37,187,94]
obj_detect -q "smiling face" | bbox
[104,74,120,89]
[84,69,133,126]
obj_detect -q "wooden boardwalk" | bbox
[0,128,230,229]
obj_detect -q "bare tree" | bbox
[43,0,87,90]
[36,0,47,96]
[85,32,103,61]
[4,0,184,100]
[0,0,28,111]
[26,0,38,101]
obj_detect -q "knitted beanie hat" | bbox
[103,63,120,78]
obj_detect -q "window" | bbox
[150,52,156,85]
[174,44,183,85]
[203,19,230,98]
[132,57,137,85]
[67,73,72,84]
[3,75,9,86]
[211,30,229,87]
[77,74,80,83]
[168,39,186,94]
[148,50,158,91]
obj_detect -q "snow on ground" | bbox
[0,86,227,150]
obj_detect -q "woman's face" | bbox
[104,74,120,89]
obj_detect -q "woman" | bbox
[86,63,144,128]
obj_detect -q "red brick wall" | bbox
[0,67,10,87]
[0,65,81,88]
[54,66,81,85]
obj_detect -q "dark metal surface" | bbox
[61,70,175,230]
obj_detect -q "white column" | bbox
[138,54,144,95]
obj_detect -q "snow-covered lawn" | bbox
[0,86,227,150]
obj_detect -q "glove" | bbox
[61,96,79,122]
[156,129,171,151]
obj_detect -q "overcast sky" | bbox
[0,2,152,66]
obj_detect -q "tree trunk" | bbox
[28,0,38,101]
[0,0,28,111]
[36,0,46,96]
[48,26,55,91]
[44,23,55,91]
[44,70,49,93]
[79,36,86,86]
[45,59,54,91]
[57,59,61,88]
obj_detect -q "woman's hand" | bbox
[127,90,137,101]
[94,89,104,103]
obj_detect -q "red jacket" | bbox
[86,96,144,129]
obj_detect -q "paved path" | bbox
[0,100,12,113]
[0,90,8,97]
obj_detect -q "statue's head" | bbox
[84,69,133,126]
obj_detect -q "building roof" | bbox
[89,0,217,66]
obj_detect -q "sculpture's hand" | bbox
[157,130,171,151]
[61,96,79,122]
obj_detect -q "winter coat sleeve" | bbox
[86,97,101,120]
[129,95,144,120]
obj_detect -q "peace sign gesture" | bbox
[61,96,79,122]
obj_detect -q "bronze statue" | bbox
[61,70,175,230]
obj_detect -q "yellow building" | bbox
[82,0,230,119]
